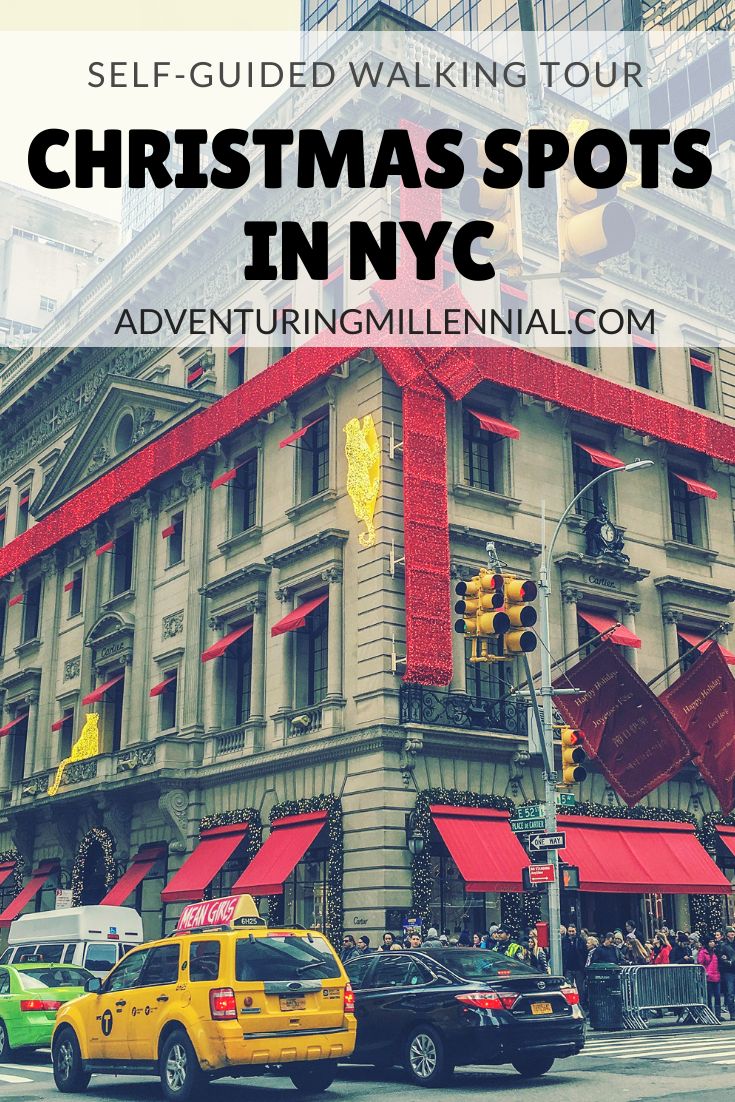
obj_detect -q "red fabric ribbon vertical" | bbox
[401,376,453,686]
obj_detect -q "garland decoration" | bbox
[691,811,735,933]
[0,850,25,902]
[199,808,262,902]
[266,795,342,947]
[71,827,116,906]
[411,789,541,934]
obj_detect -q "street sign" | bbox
[515,804,543,819]
[527,863,555,884]
[510,817,546,833]
[556,792,576,807]
[528,831,567,852]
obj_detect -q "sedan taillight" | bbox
[343,982,355,1014]
[20,999,62,1012]
[455,991,519,1011]
[209,987,238,1020]
[561,986,581,1005]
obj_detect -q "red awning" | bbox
[0,714,27,738]
[0,861,59,927]
[201,624,251,662]
[467,409,520,440]
[716,826,735,862]
[96,540,114,556]
[430,805,527,892]
[632,334,656,350]
[161,524,176,539]
[690,355,713,373]
[271,594,328,638]
[8,594,23,607]
[558,815,731,894]
[0,860,16,889]
[232,811,328,896]
[100,845,167,907]
[678,629,735,667]
[278,417,325,449]
[187,366,204,385]
[51,714,71,732]
[82,673,124,705]
[500,282,528,301]
[150,676,176,698]
[228,337,246,357]
[672,472,717,499]
[577,610,642,649]
[211,468,237,490]
[161,823,249,904]
[575,442,624,470]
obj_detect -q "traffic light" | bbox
[502,575,538,654]
[557,121,635,270]
[460,139,522,275]
[559,726,587,784]
[454,570,510,662]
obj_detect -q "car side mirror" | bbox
[85,977,102,993]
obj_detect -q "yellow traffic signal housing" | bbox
[454,570,510,662]
[502,575,538,654]
[557,125,635,270]
[460,139,523,275]
[560,726,588,784]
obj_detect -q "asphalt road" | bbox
[4,1027,735,1101]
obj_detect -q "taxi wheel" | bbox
[403,1026,453,1088]
[159,1029,205,1102]
[52,1027,91,1093]
[289,1060,338,1093]
[0,1019,11,1062]
[511,1054,555,1078]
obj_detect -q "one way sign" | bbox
[528,831,566,852]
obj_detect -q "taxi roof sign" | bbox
[175,894,261,934]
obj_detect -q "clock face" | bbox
[601,522,616,543]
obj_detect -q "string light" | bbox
[266,795,342,947]
[199,809,262,902]
[0,850,24,903]
[48,712,99,797]
[71,827,116,906]
[344,414,380,547]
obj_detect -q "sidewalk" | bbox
[590,1015,735,1037]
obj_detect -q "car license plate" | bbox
[279,996,306,1011]
[530,1001,553,1015]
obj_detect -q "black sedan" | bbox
[344,948,585,1087]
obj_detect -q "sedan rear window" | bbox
[436,950,535,980]
[236,936,340,981]
[16,967,91,990]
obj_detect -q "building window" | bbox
[428,837,500,937]
[209,838,251,900]
[225,628,253,727]
[9,713,28,785]
[100,673,125,754]
[633,342,657,389]
[690,350,713,411]
[39,296,56,313]
[186,361,205,387]
[269,298,293,364]
[228,345,246,390]
[231,453,258,535]
[323,269,344,315]
[0,505,6,548]
[282,841,329,932]
[166,513,184,567]
[677,633,700,674]
[0,599,5,657]
[68,568,83,617]
[59,707,74,759]
[668,473,703,546]
[17,490,30,536]
[22,578,41,642]
[462,409,503,492]
[465,645,507,701]
[569,305,594,368]
[300,415,330,501]
[577,612,603,659]
[112,525,134,596]
[295,597,328,707]
[572,442,603,521]
[499,282,527,343]
[159,670,178,732]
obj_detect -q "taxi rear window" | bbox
[236,935,340,981]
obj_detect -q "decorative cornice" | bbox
[448,523,541,560]
[554,551,650,585]
[654,575,735,605]
[200,563,270,600]
[0,667,42,698]
[265,529,349,570]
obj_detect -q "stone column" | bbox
[561,587,580,659]
[663,609,683,686]
[322,566,344,701]
[125,493,158,749]
[622,601,641,672]
[180,462,210,734]
[205,616,226,733]
[23,691,40,782]
[34,552,63,773]
[273,587,294,714]
[247,597,266,721]
[78,527,101,700]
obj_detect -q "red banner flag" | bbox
[659,642,735,815]
[554,642,691,806]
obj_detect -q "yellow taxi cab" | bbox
[51,894,356,1100]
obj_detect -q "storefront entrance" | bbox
[428,842,502,938]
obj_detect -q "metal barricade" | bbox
[620,964,718,1030]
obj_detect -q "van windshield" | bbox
[236,936,340,981]
[17,967,91,990]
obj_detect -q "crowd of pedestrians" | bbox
[340,920,735,1019]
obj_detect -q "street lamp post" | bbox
[539,459,652,977]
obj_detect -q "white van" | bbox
[0,905,143,978]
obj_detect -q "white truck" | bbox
[0,905,144,978]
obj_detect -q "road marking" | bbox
[0,1073,32,1083]
[590,1040,735,1055]
[4,1063,55,1073]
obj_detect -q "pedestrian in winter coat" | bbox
[341,935,358,963]
[526,933,549,974]
[422,928,443,948]
[670,932,694,965]
[652,933,672,964]
[624,935,650,964]
[379,932,396,952]
[562,924,588,998]
[718,928,735,1019]
[699,938,723,1020]
[589,933,621,966]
